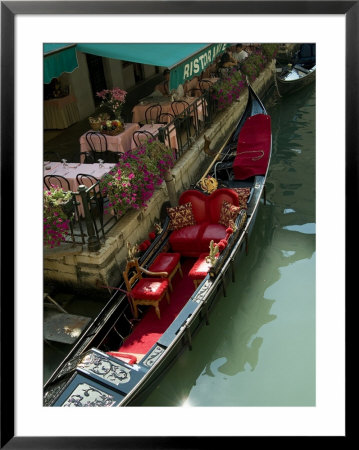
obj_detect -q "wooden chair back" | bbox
[123,259,142,292]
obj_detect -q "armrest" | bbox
[139,266,168,278]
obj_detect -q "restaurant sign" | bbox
[169,43,228,90]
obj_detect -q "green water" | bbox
[141,84,316,407]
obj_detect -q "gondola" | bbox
[43,84,272,407]
[275,43,316,96]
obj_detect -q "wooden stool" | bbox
[148,253,183,292]
[188,253,211,289]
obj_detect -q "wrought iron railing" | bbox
[59,184,118,250]
[157,89,217,159]
[47,84,219,252]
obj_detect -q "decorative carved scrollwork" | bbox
[62,383,116,407]
[142,346,165,368]
[78,353,131,386]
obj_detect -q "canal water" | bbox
[141,83,316,407]
[44,82,316,408]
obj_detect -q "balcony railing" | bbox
[46,85,220,252]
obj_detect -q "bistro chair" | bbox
[84,131,119,164]
[158,112,175,124]
[144,104,162,124]
[76,173,100,187]
[44,174,71,192]
[76,173,106,227]
[132,130,155,148]
[171,100,190,117]
[171,100,192,143]
[123,258,170,320]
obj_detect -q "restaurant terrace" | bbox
[43,42,282,289]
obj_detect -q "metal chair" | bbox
[132,130,155,148]
[171,100,189,117]
[76,173,100,188]
[44,174,71,191]
[84,131,122,163]
[144,104,162,124]
[85,131,109,161]
[76,173,105,225]
[158,112,175,124]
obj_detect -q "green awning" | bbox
[43,44,78,84]
[76,43,228,90]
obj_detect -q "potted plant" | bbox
[211,69,246,110]
[43,185,74,248]
[96,87,127,122]
[99,138,175,217]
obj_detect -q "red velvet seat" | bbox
[131,278,169,300]
[188,253,212,288]
[123,259,170,320]
[233,114,271,180]
[169,224,206,256]
[169,188,239,257]
[199,223,227,251]
[148,252,183,291]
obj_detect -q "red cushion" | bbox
[131,278,169,299]
[167,202,196,230]
[179,188,239,224]
[169,224,205,255]
[233,114,271,180]
[200,223,227,251]
[207,188,239,223]
[231,187,251,209]
[148,253,180,274]
[218,201,241,227]
[188,253,211,279]
[179,190,207,223]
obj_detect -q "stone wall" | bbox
[44,61,276,290]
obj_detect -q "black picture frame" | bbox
[1,1,354,447]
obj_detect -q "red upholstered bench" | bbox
[188,253,212,288]
[148,252,183,292]
[169,188,240,258]
[233,114,271,180]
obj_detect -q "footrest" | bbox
[148,253,182,291]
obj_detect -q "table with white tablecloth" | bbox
[43,162,115,217]
[79,123,140,163]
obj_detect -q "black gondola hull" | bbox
[43,85,272,407]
